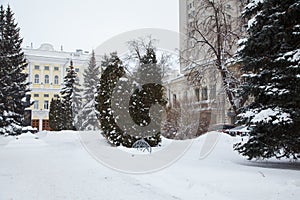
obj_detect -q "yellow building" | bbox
[23,43,93,131]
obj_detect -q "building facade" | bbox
[24,43,93,131]
[164,0,245,135]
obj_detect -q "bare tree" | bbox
[125,36,174,79]
[162,90,208,139]
[127,36,157,61]
[180,0,247,115]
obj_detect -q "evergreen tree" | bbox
[0,5,30,135]
[80,50,100,130]
[0,5,6,129]
[49,97,63,131]
[72,77,83,130]
[129,48,165,146]
[97,48,165,147]
[97,52,125,146]
[60,60,77,130]
[235,0,300,159]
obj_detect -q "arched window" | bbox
[34,74,39,84]
[195,88,200,102]
[54,75,59,85]
[202,87,208,101]
[44,75,49,84]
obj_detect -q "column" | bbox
[50,64,53,89]
[39,118,43,131]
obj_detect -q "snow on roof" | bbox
[38,43,55,51]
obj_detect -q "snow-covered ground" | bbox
[0,131,299,200]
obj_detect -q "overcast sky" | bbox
[1,0,179,52]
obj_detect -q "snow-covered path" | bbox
[0,131,299,200]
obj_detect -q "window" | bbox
[44,94,49,98]
[33,94,39,97]
[210,85,216,100]
[173,94,177,102]
[44,75,49,84]
[54,75,59,85]
[202,87,208,100]
[188,30,195,37]
[54,94,59,98]
[195,88,200,101]
[75,68,79,72]
[226,4,232,9]
[34,65,39,70]
[44,100,49,109]
[44,66,49,70]
[34,100,39,109]
[188,2,194,9]
[54,66,59,71]
[34,74,39,84]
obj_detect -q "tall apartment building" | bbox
[23,43,94,131]
[164,0,245,134]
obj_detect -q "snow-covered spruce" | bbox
[78,50,100,131]
[59,61,78,130]
[49,97,63,131]
[235,0,300,159]
[0,5,30,135]
[97,52,162,147]
[72,76,83,130]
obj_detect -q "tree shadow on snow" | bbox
[237,160,300,171]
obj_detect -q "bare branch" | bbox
[179,0,246,114]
